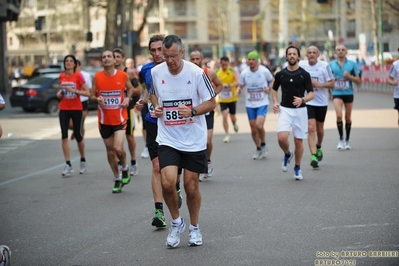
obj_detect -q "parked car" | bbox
[10,74,97,114]
[29,68,62,80]
[10,74,61,114]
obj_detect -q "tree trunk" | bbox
[104,0,118,49]
[132,0,157,64]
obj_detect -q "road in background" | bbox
[0,92,398,265]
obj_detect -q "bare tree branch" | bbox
[385,0,399,13]
[136,0,157,35]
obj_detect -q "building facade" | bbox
[6,0,399,68]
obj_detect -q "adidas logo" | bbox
[187,81,191,84]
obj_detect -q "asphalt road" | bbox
[0,91,398,266]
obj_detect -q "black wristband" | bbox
[132,78,139,87]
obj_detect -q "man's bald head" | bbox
[190,50,203,68]
[125,58,134,69]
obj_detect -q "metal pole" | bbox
[0,22,9,94]
[252,14,260,44]
[378,0,383,64]
[335,0,340,48]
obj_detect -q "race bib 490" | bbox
[101,90,122,109]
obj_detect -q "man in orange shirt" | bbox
[90,50,141,193]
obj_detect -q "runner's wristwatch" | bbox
[191,108,197,117]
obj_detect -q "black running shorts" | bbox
[332,95,354,103]
[99,123,127,139]
[394,98,399,110]
[146,121,159,161]
[59,110,83,142]
[306,105,328,123]
[205,110,214,130]
[158,145,207,174]
[219,102,237,115]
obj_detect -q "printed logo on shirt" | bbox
[187,81,191,84]
[162,80,165,84]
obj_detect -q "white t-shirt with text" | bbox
[239,65,274,108]
[150,60,216,152]
[299,60,334,106]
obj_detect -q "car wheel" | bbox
[23,107,36,112]
[45,98,59,114]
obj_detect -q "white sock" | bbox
[172,217,182,225]
[189,224,199,231]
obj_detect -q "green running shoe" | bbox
[177,189,182,209]
[316,149,323,162]
[112,180,123,193]
[310,154,319,169]
[152,209,166,228]
[121,169,131,186]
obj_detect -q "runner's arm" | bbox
[210,70,223,94]
[76,83,91,97]
[89,76,99,103]
[388,76,399,86]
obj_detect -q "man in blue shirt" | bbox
[329,45,360,150]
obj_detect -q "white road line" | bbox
[0,157,80,187]
[0,116,98,153]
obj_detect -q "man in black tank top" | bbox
[272,46,314,181]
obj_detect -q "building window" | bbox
[208,20,219,41]
[240,21,253,40]
[174,23,187,39]
[346,20,355,38]
[175,0,187,16]
[96,32,100,41]
[148,23,159,36]
[240,0,258,17]
[9,37,13,46]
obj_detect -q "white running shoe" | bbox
[188,228,203,246]
[207,163,213,177]
[260,145,268,159]
[166,219,186,248]
[140,147,149,158]
[62,164,74,176]
[344,140,352,150]
[294,166,303,180]
[223,135,230,143]
[130,164,138,176]
[79,161,87,174]
[253,149,262,160]
[337,139,345,149]
[0,245,11,266]
[199,173,207,182]
[281,151,293,172]
[233,123,239,133]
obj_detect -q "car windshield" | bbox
[27,76,54,85]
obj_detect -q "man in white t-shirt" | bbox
[299,46,335,168]
[388,58,399,126]
[238,51,274,160]
[150,35,216,248]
